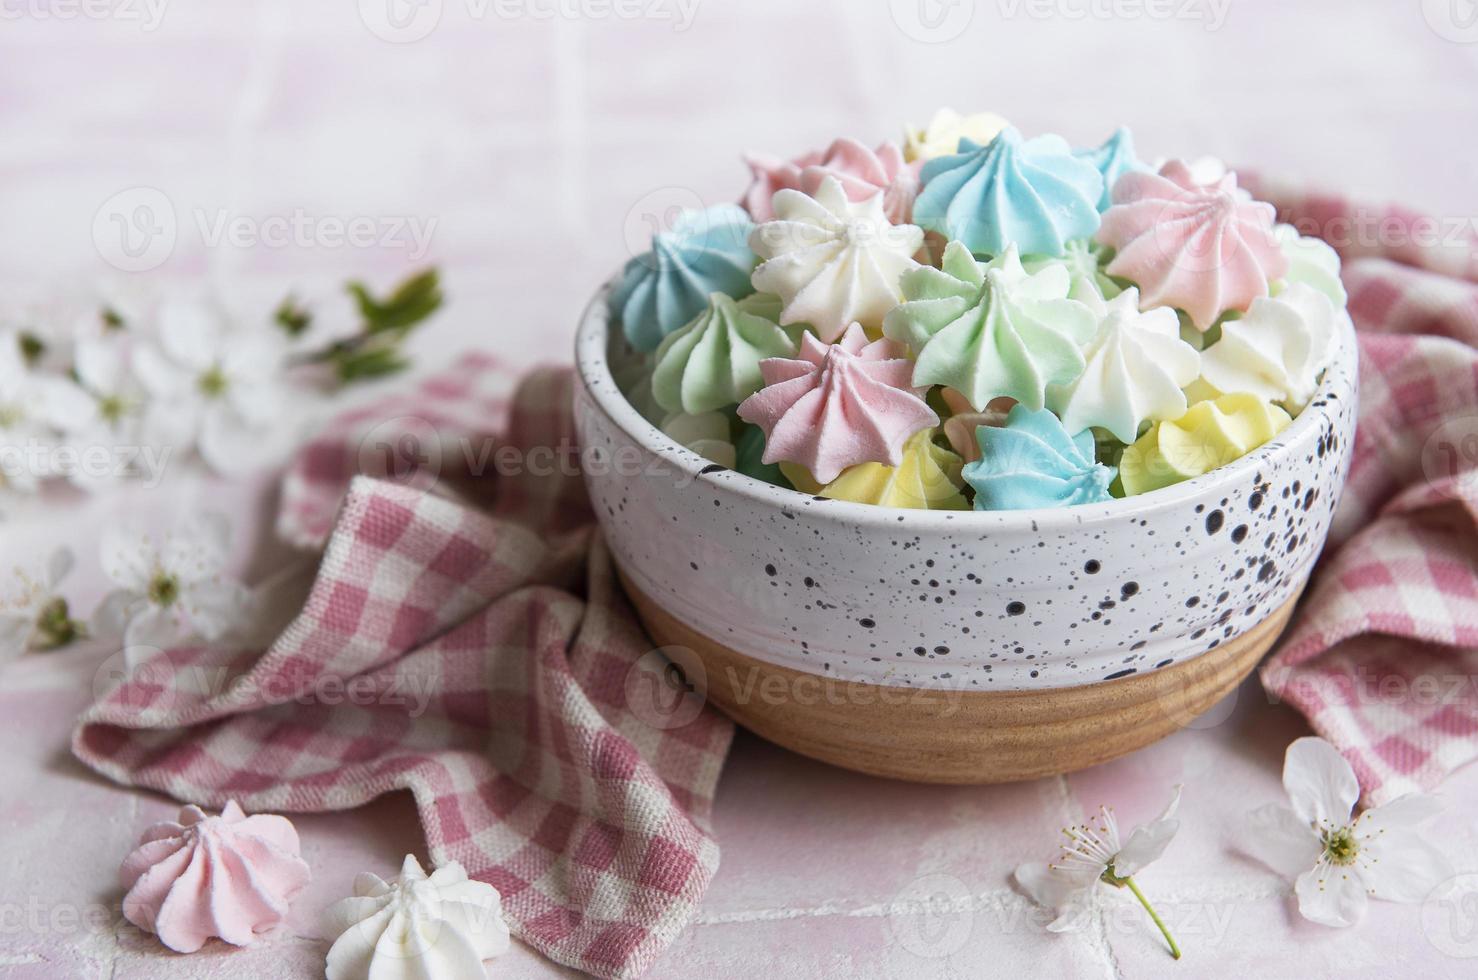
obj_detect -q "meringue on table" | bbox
[323,854,511,980]
[118,800,310,953]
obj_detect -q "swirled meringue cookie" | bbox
[743,149,824,223]
[799,138,924,225]
[119,801,310,953]
[660,411,736,468]
[611,205,756,352]
[737,323,936,483]
[913,127,1104,258]
[904,108,1010,162]
[652,292,800,414]
[818,429,968,509]
[1097,161,1288,331]
[883,241,1097,412]
[1023,238,1123,308]
[1273,223,1347,307]
[963,404,1115,510]
[323,855,510,980]
[750,176,924,341]
[1118,393,1291,496]
[1047,288,1201,443]
[1199,283,1335,410]
[1075,126,1148,211]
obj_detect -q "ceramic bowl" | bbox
[573,287,1359,782]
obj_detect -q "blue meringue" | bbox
[914,128,1104,259]
[963,405,1115,511]
[1075,126,1148,211]
[609,205,757,352]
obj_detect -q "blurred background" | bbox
[2,0,1475,380]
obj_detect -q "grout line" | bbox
[691,886,1027,926]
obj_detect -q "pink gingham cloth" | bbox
[73,362,734,979]
[1248,175,1478,806]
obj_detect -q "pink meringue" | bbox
[1096,160,1288,331]
[799,138,924,224]
[742,149,823,223]
[119,800,311,953]
[737,323,937,483]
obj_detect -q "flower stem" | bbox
[1124,876,1180,960]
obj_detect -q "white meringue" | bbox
[323,855,511,980]
[1273,223,1347,307]
[1047,288,1202,443]
[749,176,924,342]
[1199,282,1336,410]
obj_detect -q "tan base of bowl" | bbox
[620,570,1301,783]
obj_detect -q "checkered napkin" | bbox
[1247,175,1478,806]
[72,361,734,979]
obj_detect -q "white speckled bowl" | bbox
[574,287,1359,781]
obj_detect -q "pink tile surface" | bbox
[4,2,1478,977]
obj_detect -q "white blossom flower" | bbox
[134,301,290,473]
[0,333,92,493]
[1246,737,1451,927]
[1016,785,1182,957]
[49,336,156,489]
[0,547,82,661]
[94,513,251,651]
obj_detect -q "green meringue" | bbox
[882,241,1098,412]
[651,292,800,415]
[1272,224,1347,308]
[1023,238,1123,309]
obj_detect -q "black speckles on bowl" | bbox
[573,286,1360,692]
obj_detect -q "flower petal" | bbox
[157,302,222,370]
[1244,803,1321,878]
[1359,835,1451,904]
[99,529,155,592]
[1284,737,1358,829]
[1113,785,1182,877]
[1295,861,1369,927]
[0,613,35,662]
[162,513,232,582]
[1361,793,1443,831]
[124,604,184,651]
[46,547,75,589]
[184,580,250,641]
[1014,862,1091,911]
[93,589,142,640]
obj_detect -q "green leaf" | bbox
[345,268,443,336]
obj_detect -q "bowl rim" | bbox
[574,282,1359,533]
